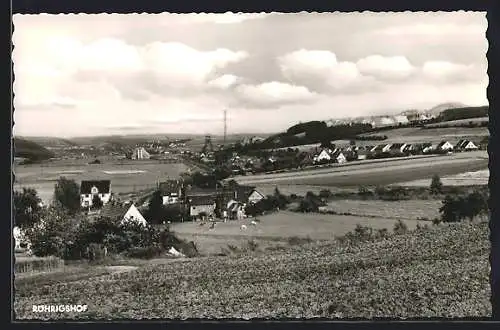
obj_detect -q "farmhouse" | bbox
[370,144,391,154]
[159,180,183,205]
[100,202,147,226]
[131,147,150,160]
[188,195,217,220]
[455,139,478,151]
[313,149,332,164]
[332,150,347,164]
[226,200,246,220]
[402,144,415,154]
[232,185,265,205]
[80,180,112,208]
[436,140,454,152]
[388,143,407,156]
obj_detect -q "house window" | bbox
[91,186,98,194]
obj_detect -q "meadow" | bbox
[171,210,423,255]
[324,200,442,221]
[14,221,490,319]
[424,117,489,128]
[13,161,189,203]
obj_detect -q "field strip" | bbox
[235,153,486,183]
[102,170,147,174]
[237,158,487,185]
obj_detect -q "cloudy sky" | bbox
[13,12,487,137]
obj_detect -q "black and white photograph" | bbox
[12,11,492,319]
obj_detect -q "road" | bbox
[234,151,488,187]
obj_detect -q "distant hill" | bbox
[14,138,55,161]
[438,106,489,122]
[18,136,80,148]
[427,102,469,117]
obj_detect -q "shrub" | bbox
[430,174,443,195]
[126,245,163,259]
[246,240,259,252]
[393,220,409,235]
[288,236,313,245]
[319,189,332,199]
[375,228,390,239]
[15,256,64,274]
[432,217,442,226]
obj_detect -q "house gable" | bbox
[122,204,147,226]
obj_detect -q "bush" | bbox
[15,256,64,274]
[126,245,163,259]
[430,174,443,195]
[319,189,332,199]
[288,236,313,245]
[246,240,259,252]
[393,220,409,235]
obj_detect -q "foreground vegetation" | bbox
[15,221,490,319]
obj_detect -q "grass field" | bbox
[14,221,490,319]
[13,161,189,203]
[425,117,489,128]
[171,211,423,255]
[400,169,489,187]
[324,200,442,221]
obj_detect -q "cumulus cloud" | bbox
[234,81,318,108]
[15,36,249,101]
[278,50,364,90]
[421,61,480,82]
[356,55,416,80]
[208,74,241,90]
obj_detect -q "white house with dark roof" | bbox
[100,201,147,226]
[370,144,391,154]
[80,180,112,208]
[158,180,183,205]
[455,139,478,151]
[436,141,454,152]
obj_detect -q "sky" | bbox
[13,12,488,138]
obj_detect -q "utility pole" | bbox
[223,109,227,146]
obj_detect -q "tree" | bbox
[13,188,43,229]
[53,177,81,214]
[463,191,488,221]
[26,206,75,258]
[430,174,443,195]
[144,190,166,224]
[91,195,104,210]
[439,195,465,223]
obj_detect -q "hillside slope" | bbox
[13,138,55,161]
[15,222,490,319]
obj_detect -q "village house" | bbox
[436,140,454,153]
[100,201,148,226]
[131,147,151,160]
[159,180,183,205]
[402,144,415,154]
[332,150,347,164]
[422,143,435,154]
[455,139,478,151]
[80,180,112,208]
[370,144,391,154]
[387,143,407,157]
[188,195,217,220]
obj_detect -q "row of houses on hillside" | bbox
[368,139,478,157]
